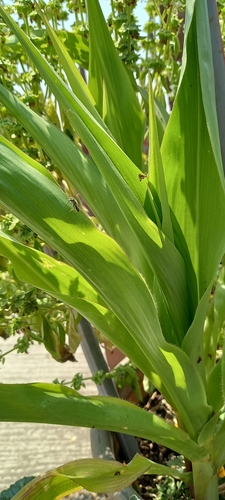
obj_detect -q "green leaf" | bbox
[196,0,224,182]
[205,475,219,500]
[154,343,212,438]
[191,460,217,500]
[197,412,219,449]
[0,230,156,383]
[4,28,89,69]
[213,415,225,472]
[206,361,223,413]
[41,316,65,362]
[0,10,191,343]
[137,86,169,144]
[161,7,225,309]
[148,74,173,242]
[9,471,82,500]
[221,335,225,410]
[36,6,100,123]
[0,81,190,346]
[57,456,192,488]
[5,455,192,500]
[56,30,89,70]
[206,266,225,371]
[0,84,136,248]
[87,0,145,168]
[0,135,57,185]
[0,140,212,438]
[67,310,81,354]
[0,383,209,462]
[182,284,212,380]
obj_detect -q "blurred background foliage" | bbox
[0,0,225,377]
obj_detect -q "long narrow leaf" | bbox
[213,415,225,472]
[206,361,223,413]
[0,383,209,462]
[36,5,101,124]
[6,456,150,499]
[148,75,173,243]
[196,0,224,182]
[10,455,192,500]
[0,230,160,386]
[0,88,155,293]
[0,86,146,244]
[182,284,212,379]
[0,135,57,184]
[0,7,144,206]
[0,7,191,343]
[0,142,164,357]
[0,227,171,399]
[87,0,145,168]
[0,141,212,437]
[10,474,81,500]
[161,7,225,306]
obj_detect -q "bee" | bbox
[69,197,80,212]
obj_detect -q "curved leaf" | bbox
[0,134,57,185]
[162,8,225,306]
[87,0,145,168]
[0,230,158,383]
[10,455,192,500]
[36,6,100,122]
[206,361,223,414]
[148,76,173,243]
[0,7,191,341]
[0,383,209,462]
[196,0,224,182]
[0,140,212,438]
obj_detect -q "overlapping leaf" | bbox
[0,229,159,384]
[87,0,145,168]
[0,383,209,462]
[161,4,225,310]
[0,5,191,343]
[148,76,173,243]
[35,6,100,122]
[0,139,212,437]
[9,455,193,500]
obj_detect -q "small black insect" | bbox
[138,172,148,181]
[114,471,121,476]
[69,197,80,212]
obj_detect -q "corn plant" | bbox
[0,0,225,498]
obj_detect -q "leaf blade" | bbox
[0,229,158,383]
[0,383,209,462]
[161,7,225,307]
[87,0,145,168]
[0,135,211,437]
[4,455,192,500]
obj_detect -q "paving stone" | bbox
[0,337,98,491]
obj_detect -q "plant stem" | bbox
[127,3,131,56]
[110,0,117,42]
[78,0,84,25]
[0,346,18,358]
[192,460,218,499]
